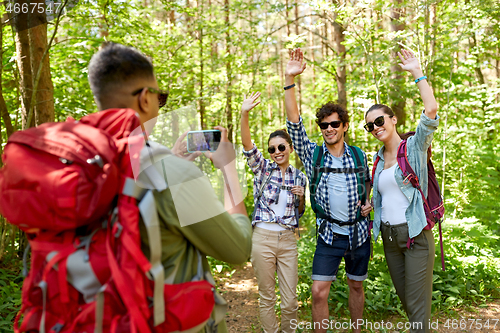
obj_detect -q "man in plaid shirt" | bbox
[284,49,372,333]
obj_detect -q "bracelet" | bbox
[284,83,296,90]
[414,76,427,84]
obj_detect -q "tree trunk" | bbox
[199,0,205,129]
[323,11,328,59]
[309,6,316,100]
[186,0,192,32]
[496,45,500,80]
[208,0,217,63]
[285,0,290,36]
[469,33,485,85]
[1,27,4,159]
[0,217,8,261]
[11,0,34,129]
[224,0,233,142]
[0,23,15,146]
[331,3,348,142]
[278,35,286,122]
[428,2,437,84]
[276,43,283,124]
[332,22,346,111]
[169,9,175,25]
[295,1,302,115]
[29,0,55,126]
[389,0,406,129]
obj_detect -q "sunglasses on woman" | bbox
[318,121,342,130]
[268,144,288,154]
[364,115,393,132]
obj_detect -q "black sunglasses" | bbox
[132,87,169,108]
[364,115,393,132]
[318,121,342,130]
[268,144,288,154]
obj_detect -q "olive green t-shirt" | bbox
[138,142,252,332]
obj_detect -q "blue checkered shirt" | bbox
[286,117,370,249]
[243,144,307,229]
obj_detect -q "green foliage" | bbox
[1,0,500,328]
[0,263,23,331]
[432,218,500,309]
[294,215,500,321]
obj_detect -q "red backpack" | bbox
[0,109,216,332]
[372,132,445,270]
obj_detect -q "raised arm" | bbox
[284,48,307,123]
[398,49,438,120]
[240,92,261,151]
[210,126,247,216]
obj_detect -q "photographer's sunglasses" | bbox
[364,115,393,132]
[268,144,288,154]
[318,121,342,130]
[132,87,169,108]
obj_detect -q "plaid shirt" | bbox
[287,117,370,249]
[243,144,307,229]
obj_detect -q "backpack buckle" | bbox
[87,155,104,168]
[114,222,123,238]
[403,174,412,185]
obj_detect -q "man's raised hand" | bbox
[285,48,307,77]
[241,92,261,114]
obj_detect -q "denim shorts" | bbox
[311,233,370,282]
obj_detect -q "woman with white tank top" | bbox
[364,49,439,333]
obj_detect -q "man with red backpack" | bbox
[0,42,252,332]
[87,42,252,332]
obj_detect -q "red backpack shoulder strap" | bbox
[371,155,380,186]
[396,139,419,188]
[397,139,433,211]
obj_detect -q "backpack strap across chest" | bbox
[372,138,445,271]
[251,166,274,221]
[309,145,367,247]
[252,165,303,233]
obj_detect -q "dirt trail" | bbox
[222,262,262,332]
[220,262,500,333]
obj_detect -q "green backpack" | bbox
[309,145,367,236]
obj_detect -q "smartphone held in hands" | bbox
[187,130,221,152]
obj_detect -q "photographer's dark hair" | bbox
[365,104,395,119]
[268,129,292,146]
[88,42,154,108]
[315,102,349,125]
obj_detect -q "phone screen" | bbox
[187,130,221,152]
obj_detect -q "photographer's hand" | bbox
[172,131,202,162]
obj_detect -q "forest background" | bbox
[0,0,499,330]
